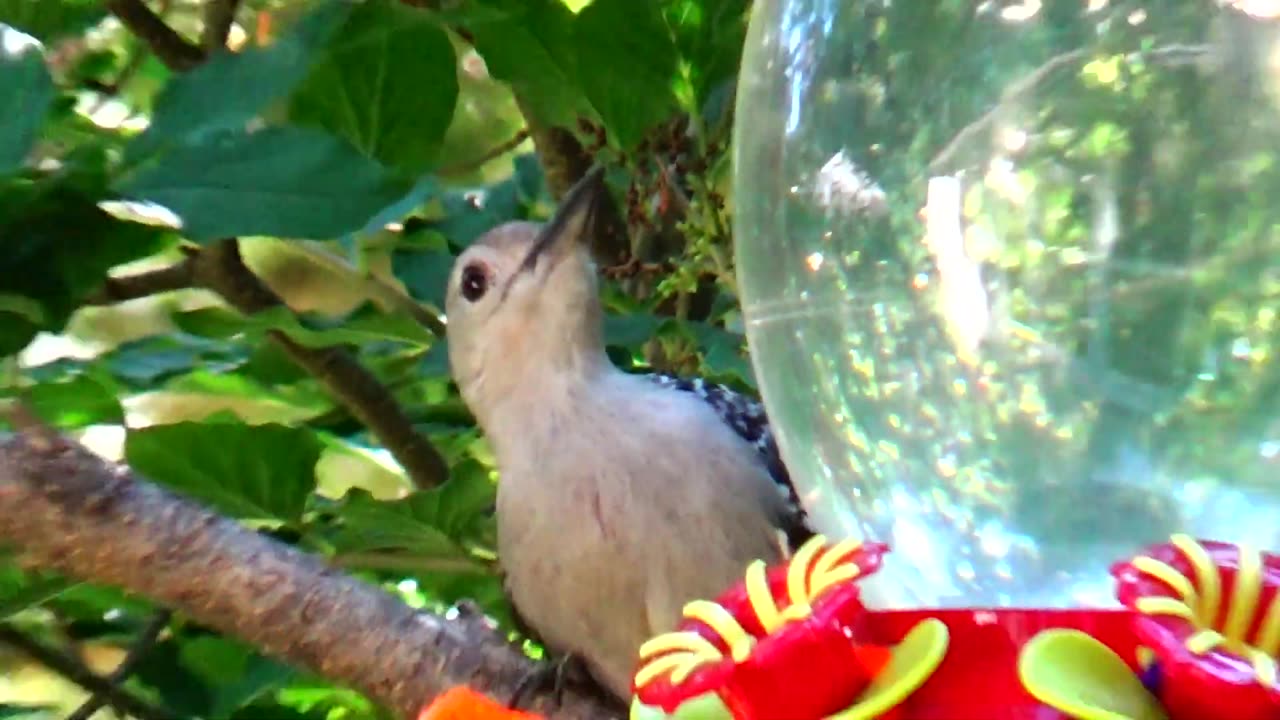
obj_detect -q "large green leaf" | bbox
[464,0,592,129]
[356,174,438,236]
[329,460,496,557]
[1,374,124,429]
[0,181,173,345]
[0,0,104,42]
[125,421,322,523]
[0,306,38,357]
[288,0,459,174]
[115,126,413,242]
[0,564,74,619]
[0,41,55,174]
[661,0,749,108]
[131,636,294,719]
[171,303,436,348]
[102,333,249,387]
[391,247,455,309]
[425,177,523,247]
[128,0,351,159]
[604,312,667,349]
[688,321,753,384]
[572,0,679,148]
[181,637,298,718]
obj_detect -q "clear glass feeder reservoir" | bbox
[732,0,1280,609]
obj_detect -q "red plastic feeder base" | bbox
[859,608,1139,719]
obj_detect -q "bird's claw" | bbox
[506,653,587,710]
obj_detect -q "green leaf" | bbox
[130,641,216,718]
[180,637,298,718]
[356,174,438,236]
[330,491,460,557]
[172,303,436,348]
[0,309,38,356]
[115,126,414,242]
[416,341,451,378]
[0,0,105,42]
[47,583,155,624]
[391,247,455,309]
[427,179,522,247]
[465,0,591,129]
[102,333,247,387]
[2,374,124,429]
[129,0,352,157]
[0,565,74,619]
[0,182,173,337]
[0,39,55,174]
[512,152,546,206]
[270,684,379,720]
[229,703,340,720]
[330,460,496,556]
[688,322,752,383]
[125,421,322,522]
[289,0,459,174]
[0,704,58,719]
[605,312,666,349]
[662,0,749,107]
[572,0,679,147]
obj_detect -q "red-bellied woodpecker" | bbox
[443,167,813,702]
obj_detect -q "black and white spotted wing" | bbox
[644,373,813,550]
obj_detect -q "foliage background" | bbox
[2,0,1279,717]
[0,0,750,717]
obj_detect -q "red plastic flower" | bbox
[1111,534,1280,720]
[631,535,949,720]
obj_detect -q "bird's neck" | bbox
[469,342,618,449]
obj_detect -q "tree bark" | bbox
[0,433,620,720]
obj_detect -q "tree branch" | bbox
[292,240,448,337]
[510,94,629,266]
[84,254,197,305]
[0,624,179,720]
[84,242,451,490]
[104,0,204,71]
[0,432,622,720]
[191,239,450,489]
[200,0,243,51]
[437,129,531,179]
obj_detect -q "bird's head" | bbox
[444,167,610,420]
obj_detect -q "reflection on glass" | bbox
[732,0,1280,609]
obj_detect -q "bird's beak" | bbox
[520,165,606,275]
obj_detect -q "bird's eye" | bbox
[460,263,489,302]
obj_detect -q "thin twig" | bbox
[200,0,243,51]
[104,0,204,71]
[66,608,175,720]
[83,254,197,306]
[294,241,447,337]
[0,624,180,720]
[436,129,531,178]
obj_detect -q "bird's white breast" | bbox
[493,372,788,698]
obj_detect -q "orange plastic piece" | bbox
[416,687,544,720]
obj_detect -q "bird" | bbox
[442,166,813,704]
